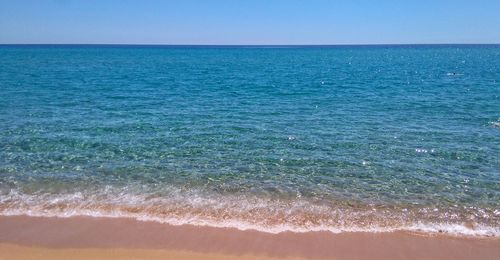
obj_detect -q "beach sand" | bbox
[0,215,499,260]
[0,244,291,260]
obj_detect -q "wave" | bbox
[1,188,499,237]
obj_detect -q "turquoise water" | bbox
[1,45,499,236]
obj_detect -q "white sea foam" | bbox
[1,189,499,237]
[3,208,499,237]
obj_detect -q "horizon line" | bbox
[1,43,499,47]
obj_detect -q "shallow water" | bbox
[1,45,499,236]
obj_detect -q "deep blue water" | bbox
[0,45,499,235]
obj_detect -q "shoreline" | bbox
[3,190,498,237]
[1,215,499,259]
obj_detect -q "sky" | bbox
[1,0,499,45]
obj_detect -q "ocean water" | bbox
[0,45,499,236]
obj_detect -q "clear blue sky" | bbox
[1,0,499,44]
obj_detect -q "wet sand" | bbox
[0,215,499,259]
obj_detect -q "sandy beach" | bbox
[0,215,499,260]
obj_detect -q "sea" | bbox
[0,44,499,237]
